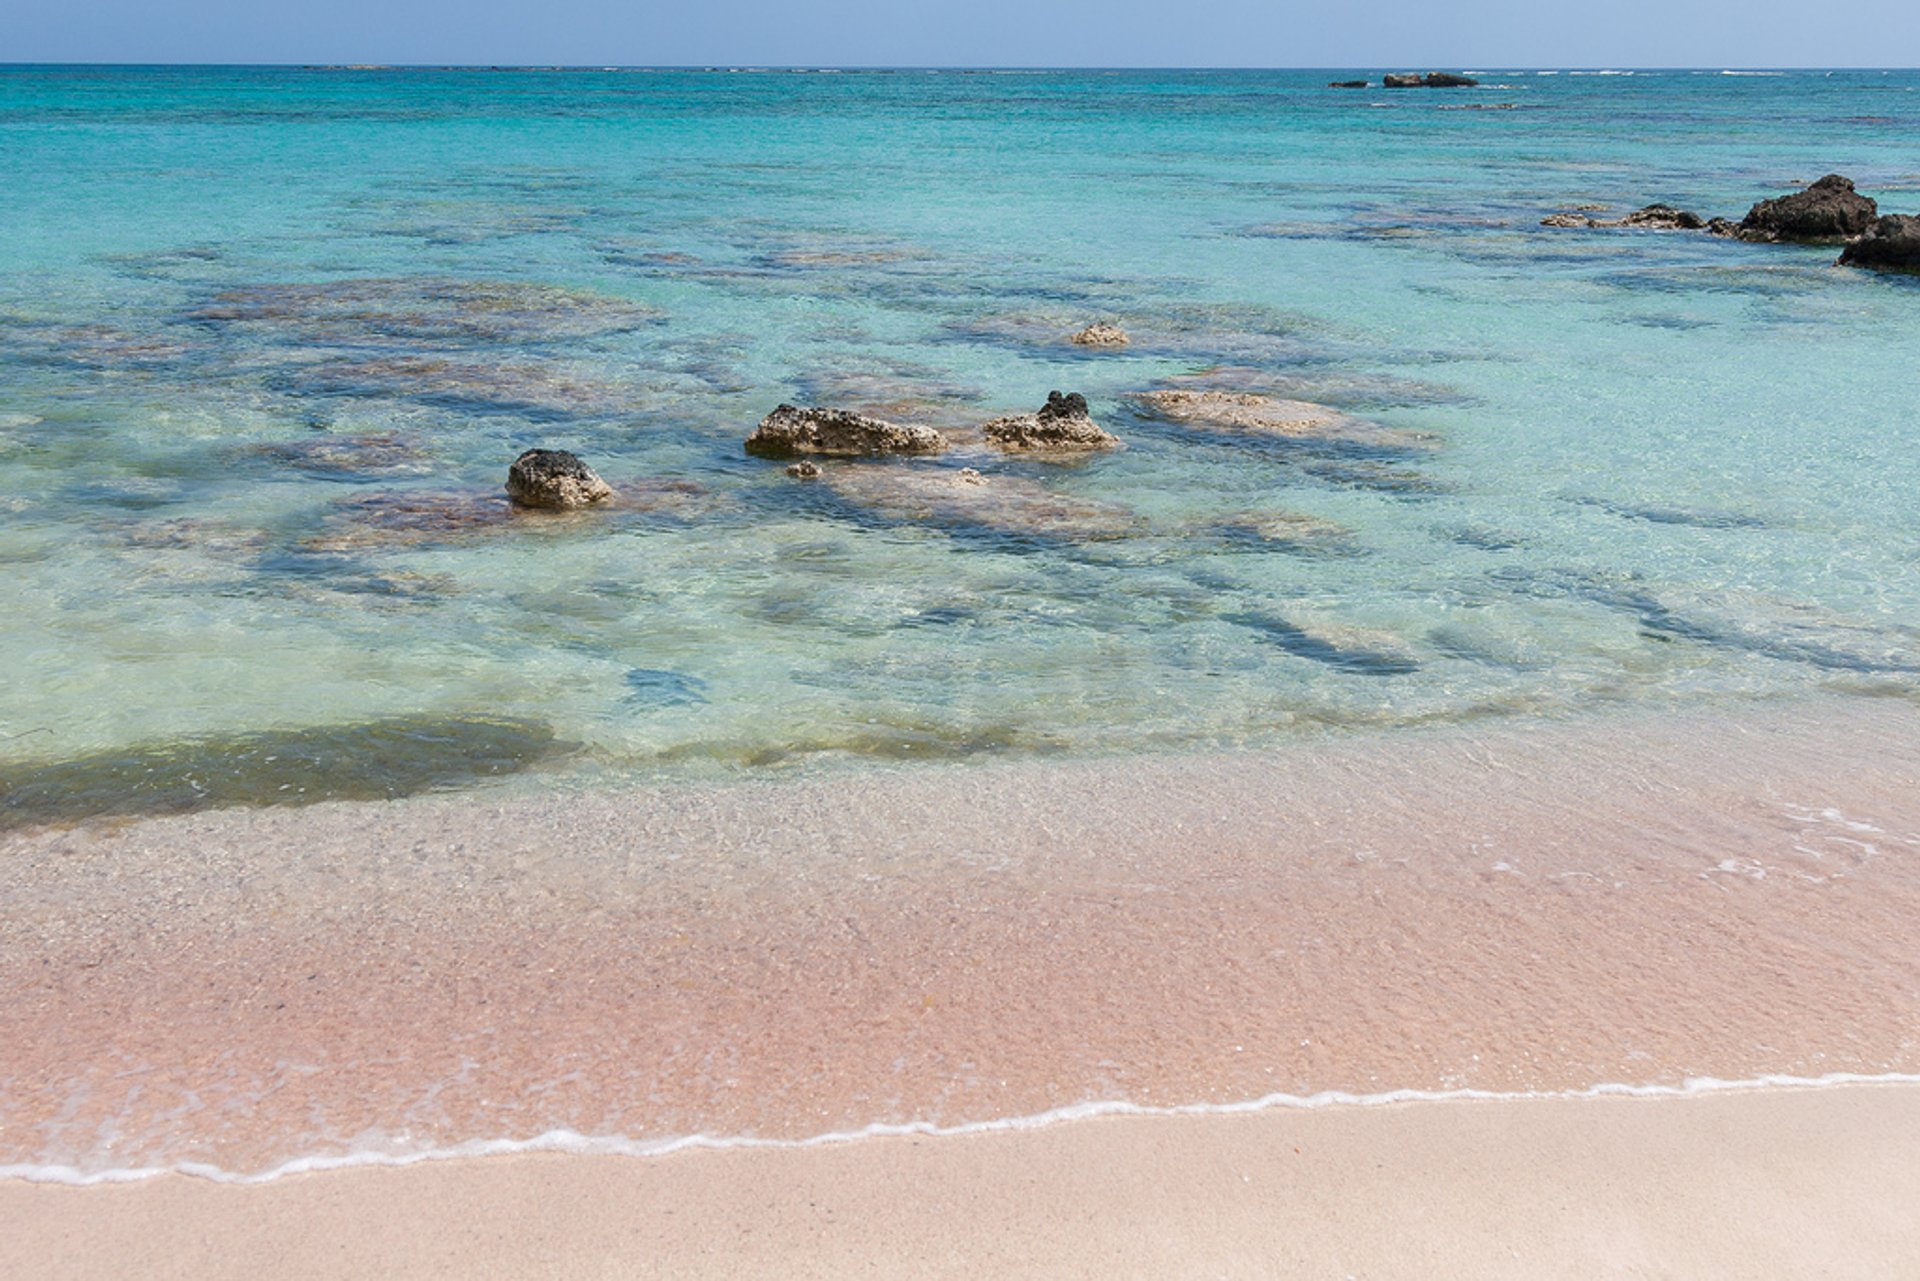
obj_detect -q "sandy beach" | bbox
[7,1082,1920,1279]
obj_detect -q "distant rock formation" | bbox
[1068,322,1130,347]
[1839,215,1920,272]
[982,391,1120,452]
[1724,174,1877,243]
[1328,79,1369,89]
[744,404,948,458]
[506,449,613,509]
[1542,204,1707,231]
[1384,72,1479,88]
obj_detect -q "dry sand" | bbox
[6,1083,1919,1279]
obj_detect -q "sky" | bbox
[6,0,1918,68]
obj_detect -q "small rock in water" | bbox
[786,460,824,479]
[1328,80,1369,89]
[1730,174,1878,243]
[745,404,948,458]
[982,391,1120,452]
[1068,322,1130,347]
[506,448,614,510]
[1384,71,1478,88]
[1839,214,1920,272]
[1542,204,1706,231]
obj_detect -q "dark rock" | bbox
[1706,217,1740,238]
[506,448,613,509]
[1328,79,1369,89]
[982,391,1119,452]
[786,460,823,479]
[1622,204,1706,230]
[745,404,948,458]
[1384,72,1479,88]
[1839,214,1920,272]
[1734,174,1877,243]
[1541,203,1707,231]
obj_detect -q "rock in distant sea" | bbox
[1328,80,1369,89]
[1838,215,1920,272]
[1541,204,1707,231]
[1384,72,1479,88]
[1068,322,1129,347]
[506,448,613,509]
[1725,174,1878,243]
[982,391,1120,452]
[745,404,948,458]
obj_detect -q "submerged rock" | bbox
[0,715,562,830]
[188,277,660,345]
[278,355,632,419]
[982,391,1120,452]
[506,448,613,510]
[1130,389,1434,451]
[306,478,713,552]
[1728,174,1877,243]
[823,464,1137,541]
[242,434,431,478]
[744,404,948,459]
[1068,322,1130,347]
[786,460,823,479]
[1227,611,1421,675]
[1838,215,1920,272]
[1384,72,1478,88]
[1542,204,1706,231]
[1213,511,1359,555]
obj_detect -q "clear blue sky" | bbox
[7,0,1917,68]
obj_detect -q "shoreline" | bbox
[8,1067,1920,1187]
[8,1083,1920,1279]
[6,691,1920,1180]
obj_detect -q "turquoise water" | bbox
[3,66,1918,803]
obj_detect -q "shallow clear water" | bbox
[3,66,1918,803]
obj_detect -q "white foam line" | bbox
[8,1071,1920,1187]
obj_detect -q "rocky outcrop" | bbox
[1839,214,1920,272]
[1728,174,1877,243]
[982,391,1120,452]
[1542,204,1706,231]
[506,449,613,509]
[1384,72,1478,88]
[1068,322,1129,347]
[1328,80,1369,89]
[744,404,948,459]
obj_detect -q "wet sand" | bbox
[4,694,1920,1178]
[6,1083,1919,1279]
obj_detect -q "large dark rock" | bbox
[1839,214,1920,272]
[1384,72,1479,88]
[506,448,613,509]
[1733,174,1878,243]
[982,390,1120,452]
[1328,80,1369,89]
[745,404,947,458]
